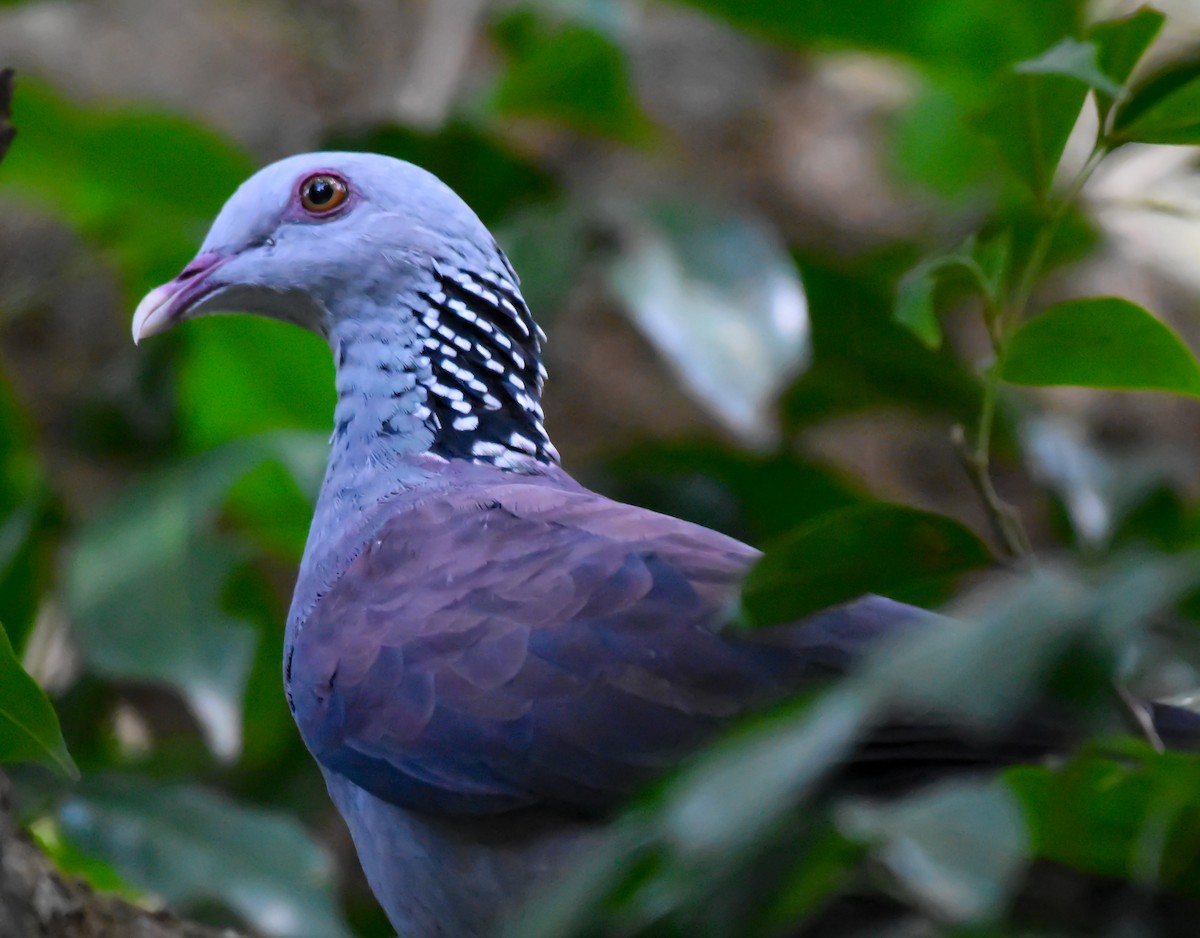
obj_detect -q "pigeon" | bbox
[130,152,1197,937]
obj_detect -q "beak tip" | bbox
[131,283,174,346]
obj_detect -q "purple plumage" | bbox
[130,153,1198,937]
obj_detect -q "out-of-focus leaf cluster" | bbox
[3,1,1200,936]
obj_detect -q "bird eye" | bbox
[299,174,349,214]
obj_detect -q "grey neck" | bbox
[296,309,439,608]
[296,271,560,615]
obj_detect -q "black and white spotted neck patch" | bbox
[413,261,559,470]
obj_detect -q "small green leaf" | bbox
[973,68,1090,200]
[0,622,76,778]
[739,503,991,627]
[1088,7,1165,91]
[894,266,942,349]
[607,199,809,444]
[839,777,1028,923]
[892,238,1004,350]
[59,776,353,937]
[1014,37,1122,98]
[1001,297,1200,395]
[1112,53,1200,144]
[664,689,871,858]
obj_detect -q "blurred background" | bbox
[6,0,1200,935]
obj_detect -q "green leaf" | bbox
[838,777,1028,923]
[973,67,1090,200]
[784,253,986,430]
[1014,37,1122,98]
[739,503,991,627]
[0,80,252,294]
[65,434,323,759]
[519,556,1190,937]
[892,237,1005,350]
[489,8,654,144]
[59,776,352,937]
[1008,743,1200,893]
[666,0,1081,85]
[1112,53,1200,144]
[1088,7,1164,91]
[664,689,871,859]
[177,316,334,450]
[607,199,810,444]
[872,555,1197,723]
[894,264,942,348]
[0,622,76,778]
[496,201,588,320]
[604,442,863,544]
[0,377,54,652]
[1001,297,1200,396]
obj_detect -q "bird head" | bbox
[132,151,503,343]
[133,151,557,468]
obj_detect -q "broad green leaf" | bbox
[0,377,53,652]
[873,555,1197,723]
[1014,37,1122,98]
[65,434,323,759]
[973,68,1090,200]
[838,778,1028,922]
[1088,7,1164,97]
[29,816,136,898]
[0,622,75,777]
[1000,297,1200,395]
[739,503,990,627]
[664,689,869,860]
[489,8,654,144]
[0,80,252,294]
[607,199,809,444]
[1009,742,1200,894]
[604,442,863,544]
[891,85,997,200]
[1113,56,1200,145]
[59,776,352,937]
[177,316,334,450]
[519,557,1172,937]
[666,0,1081,84]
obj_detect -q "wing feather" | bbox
[288,481,921,816]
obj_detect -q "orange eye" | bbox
[300,174,348,214]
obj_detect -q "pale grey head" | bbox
[134,151,557,469]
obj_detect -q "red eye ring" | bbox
[299,173,349,214]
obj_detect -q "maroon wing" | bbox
[287,481,918,816]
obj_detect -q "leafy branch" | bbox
[894,8,1200,559]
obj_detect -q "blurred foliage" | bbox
[2,1,1200,936]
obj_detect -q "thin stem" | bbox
[962,143,1110,560]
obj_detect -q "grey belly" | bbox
[321,768,601,937]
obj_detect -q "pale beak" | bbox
[132,251,229,344]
